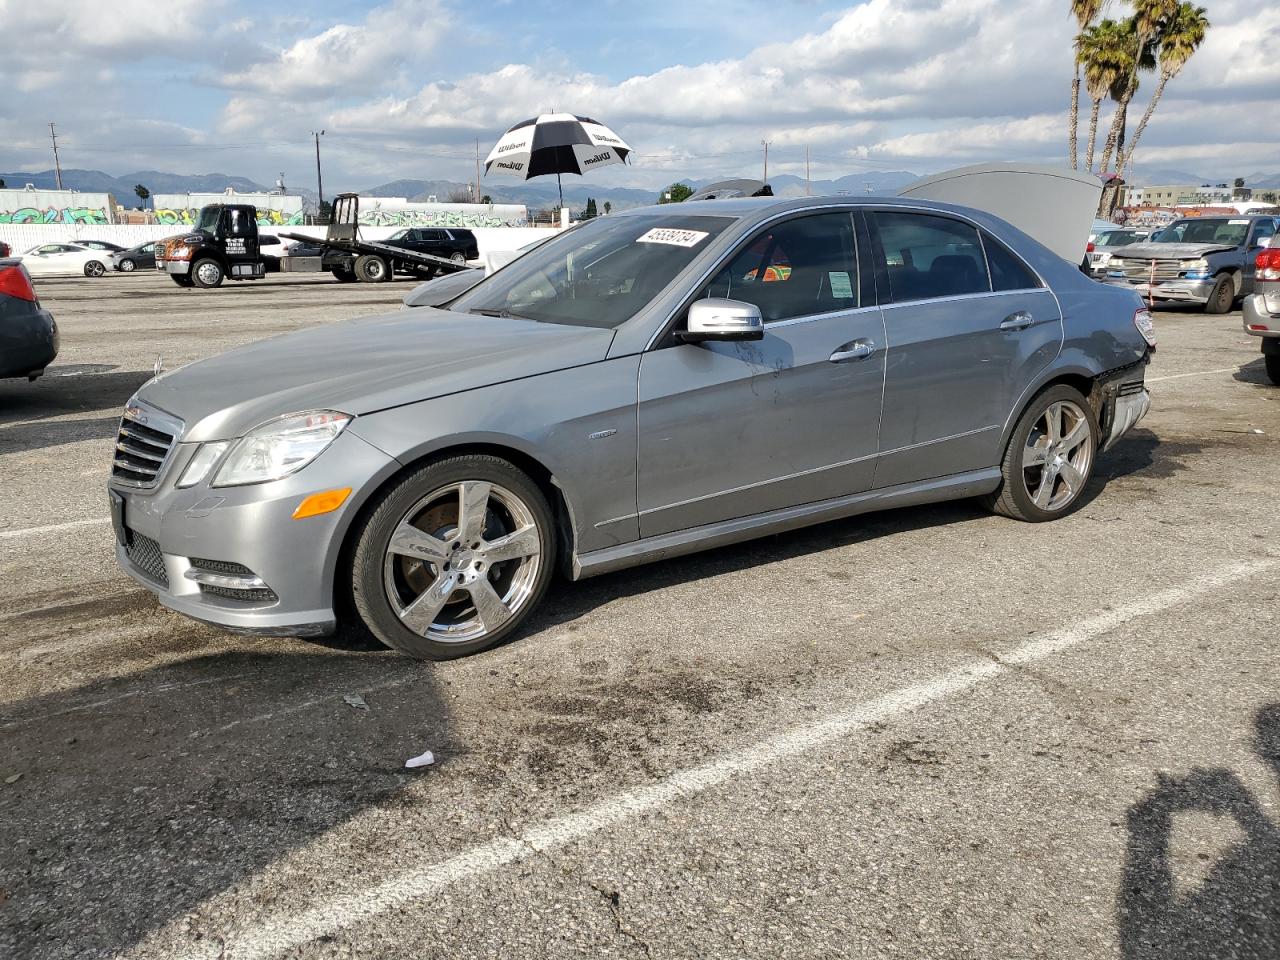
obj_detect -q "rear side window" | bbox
[982,232,1041,291]
[699,211,860,322]
[873,212,988,302]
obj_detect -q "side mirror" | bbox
[679,298,764,343]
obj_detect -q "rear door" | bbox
[1245,219,1278,292]
[868,209,1061,488]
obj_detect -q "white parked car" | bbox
[18,242,112,278]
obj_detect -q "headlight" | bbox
[1181,258,1210,279]
[1133,307,1157,348]
[176,441,229,488]
[212,411,351,487]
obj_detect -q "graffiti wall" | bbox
[0,189,112,224]
[152,193,304,228]
[356,200,528,228]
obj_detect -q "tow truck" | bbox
[281,193,477,284]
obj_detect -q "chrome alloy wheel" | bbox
[1021,399,1093,511]
[195,260,222,286]
[382,480,542,644]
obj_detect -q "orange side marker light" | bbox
[292,487,352,519]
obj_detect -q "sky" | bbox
[0,0,1276,193]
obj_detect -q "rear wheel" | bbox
[171,274,194,287]
[1204,274,1235,314]
[449,252,467,265]
[351,455,556,660]
[192,258,224,288]
[84,260,105,277]
[354,254,389,283]
[118,259,136,272]
[1266,354,1280,386]
[983,384,1098,522]
[331,267,358,283]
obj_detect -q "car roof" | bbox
[611,194,1012,221]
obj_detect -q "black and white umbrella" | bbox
[484,113,631,207]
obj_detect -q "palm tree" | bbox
[1117,2,1208,177]
[1078,19,1132,172]
[1098,0,1175,173]
[1068,0,1104,169]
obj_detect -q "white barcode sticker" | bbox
[637,228,710,247]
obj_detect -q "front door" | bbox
[637,210,886,538]
[867,210,1062,488]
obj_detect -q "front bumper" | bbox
[109,427,398,636]
[157,259,191,276]
[1097,364,1151,453]
[1104,276,1216,304]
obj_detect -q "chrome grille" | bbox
[125,531,168,587]
[1110,258,1186,282]
[111,406,178,486]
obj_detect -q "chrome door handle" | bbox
[829,339,876,363]
[1000,310,1035,331]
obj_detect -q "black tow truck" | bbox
[281,193,478,283]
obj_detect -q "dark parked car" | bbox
[286,239,326,258]
[0,259,58,380]
[111,241,159,272]
[383,227,479,265]
[74,239,128,254]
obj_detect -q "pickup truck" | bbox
[1244,240,1280,384]
[1104,215,1279,313]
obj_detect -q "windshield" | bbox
[1154,218,1249,246]
[452,213,734,328]
[388,229,409,240]
[1095,230,1141,246]
[195,206,221,233]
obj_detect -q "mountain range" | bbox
[4,166,1278,213]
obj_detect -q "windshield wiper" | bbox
[467,307,531,320]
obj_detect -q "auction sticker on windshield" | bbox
[637,228,711,247]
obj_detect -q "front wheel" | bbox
[84,260,106,277]
[1266,354,1280,386]
[118,259,136,272]
[1204,274,1235,314]
[192,258,224,288]
[351,455,556,659]
[983,385,1099,522]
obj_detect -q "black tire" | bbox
[118,259,136,272]
[330,267,358,283]
[171,275,194,287]
[1266,354,1280,386]
[351,455,557,660]
[83,260,105,277]
[191,258,224,288]
[1204,274,1235,314]
[354,254,389,283]
[983,384,1099,522]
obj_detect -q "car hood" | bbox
[139,307,615,443]
[1111,241,1237,260]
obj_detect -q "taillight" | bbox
[1256,248,1280,281]
[1133,307,1157,348]
[1087,242,1096,253]
[0,264,37,302]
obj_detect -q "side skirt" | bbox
[572,468,1001,580]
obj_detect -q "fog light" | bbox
[292,487,351,519]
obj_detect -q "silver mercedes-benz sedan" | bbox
[109,196,1156,659]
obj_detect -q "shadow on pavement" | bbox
[1233,357,1272,387]
[1119,703,1280,959]
[0,369,152,455]
[0,650,446,960]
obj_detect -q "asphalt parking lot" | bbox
[2,270,1277,960]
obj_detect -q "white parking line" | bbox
[0,517,110,540]
[1147,366,1239,383]
[191,554,1276,960]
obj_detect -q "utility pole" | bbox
[49,122,64,190]
[805,146,811,197]
[475,138,482,204]
[312,130,325,218]
[761,140,770,184]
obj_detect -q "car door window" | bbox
[873,212,989,302]
[1252,220,1276,247]
[38,245,62,254]
[982,231,1042,291]
[698,212,859,323]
